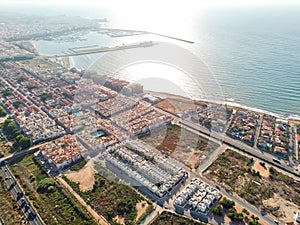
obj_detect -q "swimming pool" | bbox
[75,111,83,116]
[91,130,105,137]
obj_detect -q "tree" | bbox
[17,135,32,149]
[3,119,18,139]
[249,218,262,225]
[227,208,244,222]
[47,186,57,193]
[37,178,56,193]
[0,106,7,117]
[269,166,276,175]
[220,197,235,209]
[13,134,32,150]
[212,204,224,216]
[247,157,254,166]
[242,208,250,215]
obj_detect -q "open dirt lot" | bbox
[140,124,219,169]
[263,193,300,224]
[65,165,96,192]
[204,149,300,223]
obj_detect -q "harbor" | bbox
[51,41,155,57]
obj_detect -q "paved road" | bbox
[196,145,227,173]
[154,102,300,178]
[0,142,47,164]
[0,164,44,225]
[181,119,300,181]
[295,127,299,161]
[199,176,276,225]
[254,114,263,147]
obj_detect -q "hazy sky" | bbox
[1,0,300,7]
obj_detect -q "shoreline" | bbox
[145,90,300,122]
[31,41,299,121]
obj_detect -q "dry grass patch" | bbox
[252,161,269,178]
[204,149,300,222]
[263,194,300,224]
[140,124,219,169]
[135,200,149,222]
[65,166,96,192]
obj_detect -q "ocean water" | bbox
[3,3,300,117]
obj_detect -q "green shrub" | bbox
[220,197,235,209]
[212,204,223,216]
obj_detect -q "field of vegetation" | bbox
[212,198,262,225]
[140,124,219,169]
[1,117,31,151]
[204,149,300,218]
[9,155,96,225]
[69,159,87,171]
[0,135,12,157]
[0,174,28,225]
[150,211,205,225]
[63,169,154,225]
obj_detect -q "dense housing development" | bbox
[0,12,300,225]
[1,56,300,225]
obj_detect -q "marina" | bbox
[51,41,155,57]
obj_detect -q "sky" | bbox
[1,0,300,7]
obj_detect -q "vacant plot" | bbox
[204,149,300,222]
[0,174,28,225]
[150,211,205,225]
[140,124,219,169]
[135,200,149,222]
[0,139,12,156]
[9,155,96,225]
[64,172,154,225]
[65,165,96,192]
[252,161,269,178]
[156,98,206,115]
[263,193,299,223]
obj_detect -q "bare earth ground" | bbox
[148,90,248,115]
[0,141,12,156]
[113,215,125,225]
[156,98,200,115]
[252,161,270,178]
[135,200,149,222]
[204,149,300,224]
[263,194,299,224]
[141,125,218,169]
[65,165,96,192]
[0,115,8,123]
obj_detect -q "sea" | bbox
[1,3,300,118]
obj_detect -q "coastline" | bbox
[29,39,47,57]
[145,90,300,122]
[31,41,299,121]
